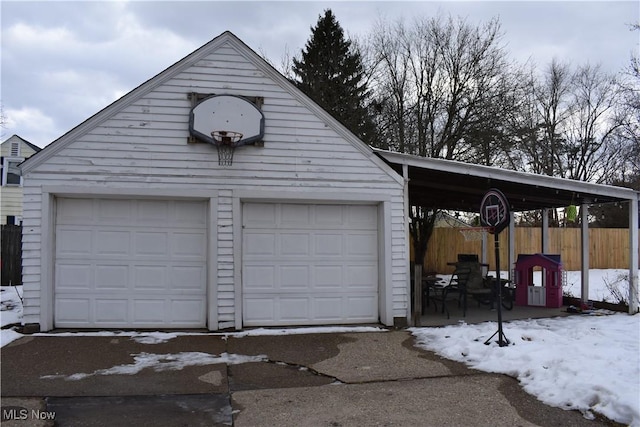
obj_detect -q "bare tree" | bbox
[367,15,516,267]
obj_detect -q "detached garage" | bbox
[19,32,407,332]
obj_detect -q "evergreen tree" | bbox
[293,9,376,144]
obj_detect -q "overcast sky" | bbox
[1,1,638,148]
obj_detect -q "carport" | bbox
[373,149,640,317]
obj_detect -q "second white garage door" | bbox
[242,203,378,326]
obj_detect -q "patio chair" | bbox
[438,266,472,319]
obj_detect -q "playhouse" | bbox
[513,254,564,308]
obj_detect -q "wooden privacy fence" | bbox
[1,225,22,286]
[423,227,639,273]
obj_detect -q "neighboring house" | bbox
[433,211,470,228]
[19,32,407,332]
[0,135,41,225]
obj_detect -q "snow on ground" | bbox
[1,270,639,425]
[411,314,640,427]
[41,352,268,381]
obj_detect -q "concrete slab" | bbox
[311,331,463,383]
[229,362,334,391]
[232,375,610,427]
[1,335,228,396]
[46,394,231,427]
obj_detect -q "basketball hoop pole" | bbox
[484,230,509,347]
[480,188,510,348]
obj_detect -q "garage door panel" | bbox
[348,205,378,227]
[133,300,166,323]
[244,298,275,323]
[57,198,94,224]
[55,198,207,328]
[95,299,128,323]
[97,199,132,221]
[244,232,276,256]
[95,265,128,289]
[280,233,310,255]
[280,266,310,289]
[314,265,343,288]
[55,298,91,324]
[347,265,378,289]
[314,297,343,321]
[134,266,167,289]
[243,203,378,326]
[280,297,310,321]
[244,265,275,290]
[135,232,168,256]
[171,233,206,258]
[56,264,93,290]
[57,229,92,255]
[314,233,343,256]
[170,266,206,290]
[96,231,131,255]
[280,204,311,226]
[170,300,205,324]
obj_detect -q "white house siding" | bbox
[0,138,39,224]
[21,37,407,330]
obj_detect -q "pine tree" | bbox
[293,9,376,145]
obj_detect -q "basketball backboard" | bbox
[479,188,510,234]
[189,94,264,146]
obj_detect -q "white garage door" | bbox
[54,198,207,328]
[242,203,378,326]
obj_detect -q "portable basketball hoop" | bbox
[211,130,243,166]
[459,226,493,242]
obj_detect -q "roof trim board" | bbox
[374,148,639,212]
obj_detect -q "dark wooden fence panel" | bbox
[1,225,22,286]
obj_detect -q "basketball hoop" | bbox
[459,226,493,242]
[211,131,243,166]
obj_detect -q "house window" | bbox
[1,157,23,186]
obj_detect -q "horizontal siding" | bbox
[21,38,407,330]
[0,187,23,223]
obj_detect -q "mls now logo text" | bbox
[2,406,56,421]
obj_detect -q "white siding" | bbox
[21,37,407,330]
[0,137,39,224]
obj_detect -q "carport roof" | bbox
[374,149,639,212]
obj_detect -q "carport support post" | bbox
[580,204,590,305]
[413,264,422,327]
[629,196,639,313]
[541,208,549,288]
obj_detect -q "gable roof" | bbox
[20,31,402,184]
[1,134,42,154]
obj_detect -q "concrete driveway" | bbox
[0,330,619,426]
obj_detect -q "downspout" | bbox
[629,194,639,314]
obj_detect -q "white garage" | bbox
[242,202,379,326]
[19,32,408,332]
[54,198,208,328]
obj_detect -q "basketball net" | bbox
[211,131,243,166]
[459,227,493,242]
